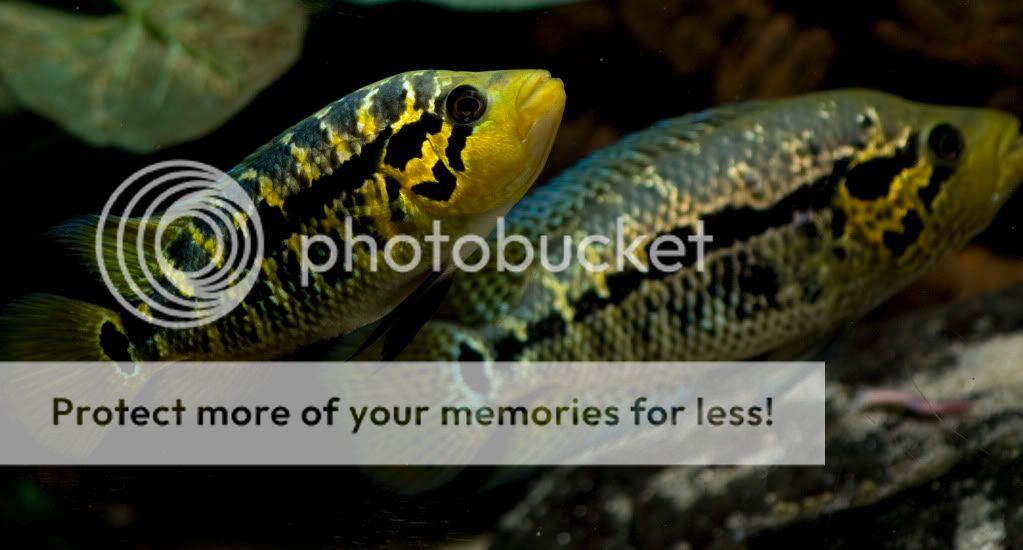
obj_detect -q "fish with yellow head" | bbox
[0,69,566,363]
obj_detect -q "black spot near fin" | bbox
[0,293,136,362]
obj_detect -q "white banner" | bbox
[0,361,825,465]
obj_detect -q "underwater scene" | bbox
[1,0,1022,547]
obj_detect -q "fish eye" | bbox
[927,122,966,163]
[446,85,487,125]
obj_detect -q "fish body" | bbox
[398,90,1023,362]
[1,69,566,362]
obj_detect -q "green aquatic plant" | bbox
[0,0,307,152]
[0,80,17,116]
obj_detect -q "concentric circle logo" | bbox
[96,160,264,329]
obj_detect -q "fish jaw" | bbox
[514,72,566,195]
[1004,117,1023,200]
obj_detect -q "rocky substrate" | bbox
[493,285,1023,549]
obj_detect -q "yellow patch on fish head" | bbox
[920,107,1023,233]
[397,69,565,220]
[832,96,1022,273]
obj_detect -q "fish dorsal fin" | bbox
[51,214,185,300]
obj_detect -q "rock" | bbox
[494,285,1023,549]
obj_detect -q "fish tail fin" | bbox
[0,294,158,458]
[50,214,182,299]
[0,293,139,362]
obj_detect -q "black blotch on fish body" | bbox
[259,205,291,247]
[412,163,457,201]
[267,126,393,246]
[371,77,407,130]
[919,165,954,211]
[446,125,473,171]
[691,159,845,254]
[526,313,568,344]
[384,113,443,170]
[458,342,485,362]
[844,135,918,201]
[514,155,853,346]
[493,335,525,361]
[384,176,401,203]
[831,208,847,238]
[99,321,132,362]
[883,210,925,257]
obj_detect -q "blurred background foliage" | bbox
[1,0,1021,547]
[0,0,306,152]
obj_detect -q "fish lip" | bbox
[515,73,565,143]
[1011,119,1023,153]
[516,70,553,110]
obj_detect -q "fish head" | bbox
[910,104,1023,234]
[821,92,1023,274]
[387,69,565,222]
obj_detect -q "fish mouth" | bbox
[516,71,566,142]
[1008,115,1023,153]
[1001,115,1023,196]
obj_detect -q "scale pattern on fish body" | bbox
[398,90,1023,362]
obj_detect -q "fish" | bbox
[395,90,1023,363]
[0,69,566,362]
[343,90,1022,491]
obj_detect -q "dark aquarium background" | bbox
[1,0,1021,547]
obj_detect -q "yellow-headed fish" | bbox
[0,69,566,362]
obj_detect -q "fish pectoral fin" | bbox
[330,271,455,362]
[51,215,184,300]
